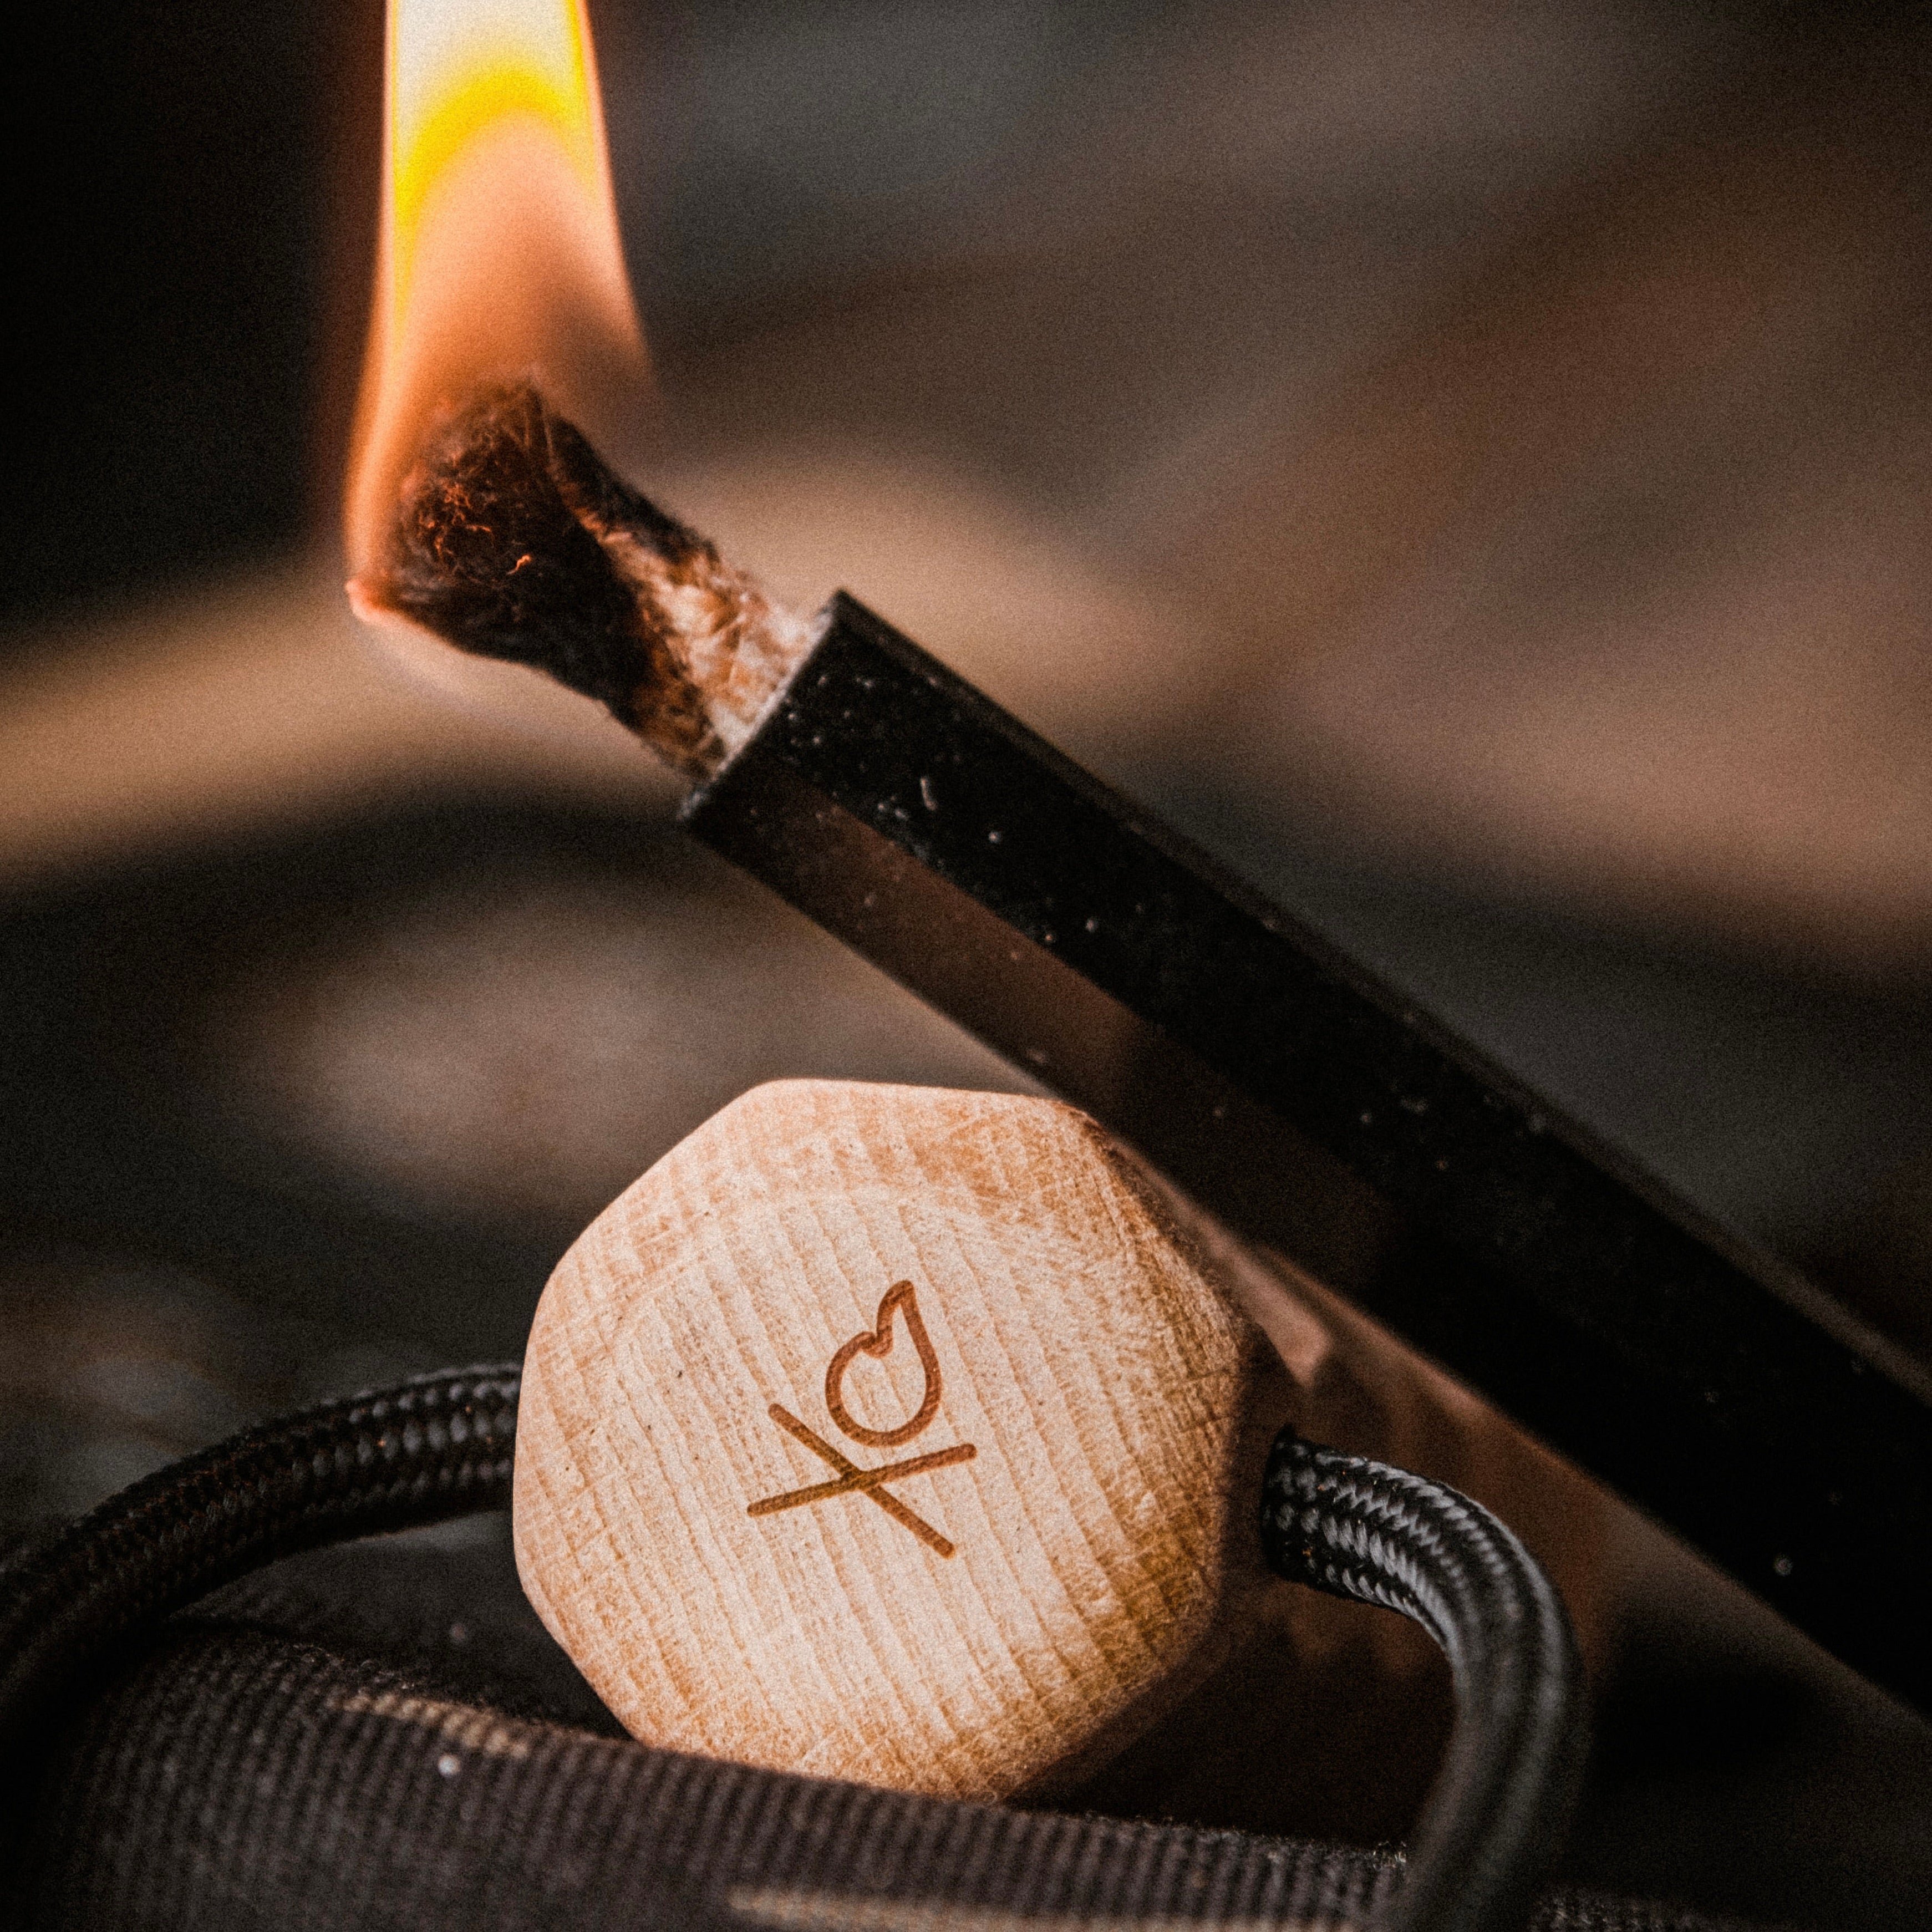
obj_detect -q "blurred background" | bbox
[4,1,1931,1925]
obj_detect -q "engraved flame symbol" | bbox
[824,1282,942,1448]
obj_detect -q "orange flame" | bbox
[345,0,649,577]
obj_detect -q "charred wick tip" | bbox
[361,382,726,772]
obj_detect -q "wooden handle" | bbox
[512,1079,1266,1801]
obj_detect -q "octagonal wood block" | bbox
[512,1079,1266,1801]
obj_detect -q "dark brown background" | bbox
[3,4,1931,1926]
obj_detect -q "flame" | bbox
[346,0,648,577]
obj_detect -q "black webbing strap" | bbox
[0,1367,1704,1932]
[24,1623,1743,1932]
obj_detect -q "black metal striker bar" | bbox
[684,593,1931,1716]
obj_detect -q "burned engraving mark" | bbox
[748,1283,975,1555]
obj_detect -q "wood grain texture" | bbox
[513,1079,1261,1800]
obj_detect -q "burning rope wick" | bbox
[356,382,817,780]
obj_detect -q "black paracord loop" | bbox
[1261,1428,1588,1932]
[0,1364,521,1784]
[0,1379,1583,1932]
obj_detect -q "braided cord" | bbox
[0,1365,521,1771]
[1261,1429,1588,1932]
